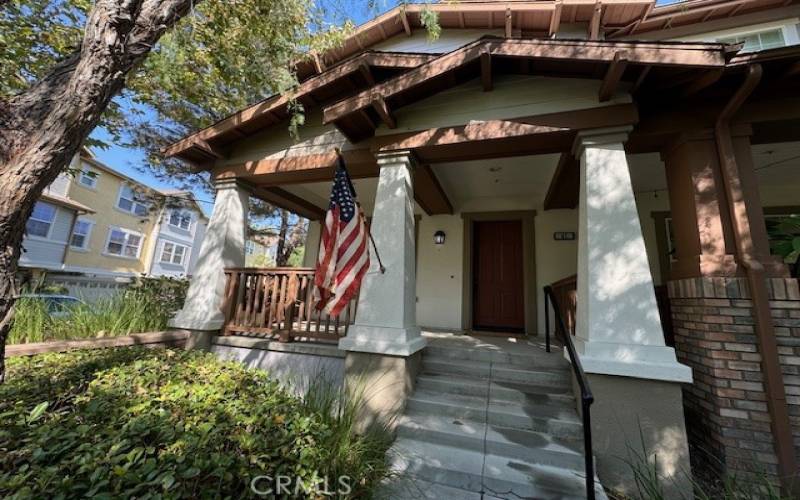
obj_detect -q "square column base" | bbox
[575,339,693,383]
[339,325,426,356]
[585,373,692,500]
[345,350,423,433]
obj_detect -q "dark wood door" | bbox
[472,220,525,332]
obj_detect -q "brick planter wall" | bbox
[668,277,800,481]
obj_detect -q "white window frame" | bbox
[78,169,99,189]
[168,209,193,231]
[116,184,149,216]
[103,226,144,259]
[26,202,57,240]
[69,218,95,251]
[159,240,189,266]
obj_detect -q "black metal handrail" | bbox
[544,285,596,500]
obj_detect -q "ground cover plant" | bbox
[0,347,390,498]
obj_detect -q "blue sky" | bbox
[89,0,680,217]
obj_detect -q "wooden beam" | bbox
[505,8,513,38]
[400,9,411,36]
[543,153,579,210]
[548,0,562,37]
[458,11,465,28]
[213,149,379,186]
[371,97,396,129]
[679,68,723,98]
[246,184,326,220]
[358,62,375,86]
[481,50,492,92]
[312,53,325,74]
[598,51,628,102]
[414,165,453,215]
[589,1,603,40]
[322,38,726,126]
[193,139,225,159]
[630,65,651,94]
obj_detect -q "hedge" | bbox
[0,347,390,498]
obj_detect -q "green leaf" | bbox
[28,402,49,422]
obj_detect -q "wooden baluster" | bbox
[276,274,288,330]
[257,274,270,327]
[220,272,238,335]
[305,275,315,333]
[234,271,247,326]
[267,273,279,330]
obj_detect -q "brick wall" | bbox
[668,277,800,481]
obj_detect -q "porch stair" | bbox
[379,337,607,500]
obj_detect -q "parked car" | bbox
[17,294,85,318]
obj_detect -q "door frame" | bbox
[461,210,537,335]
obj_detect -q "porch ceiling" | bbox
[279,154,560,215]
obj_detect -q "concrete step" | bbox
[422,358,572,388]
[377,476,481,500]
[389,438,607,500]
[406,390,583,440]
[415,373,576,408]
[423,343,570,370]
[396,412,586,471]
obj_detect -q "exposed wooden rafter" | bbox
[549,0,562,37]
[359,62,375,86]
[543,152,579,210]
[193,139,225,159]
[598,52,628,102]
[680,68,724,98]
[589,2,603,40]
[414,165,453,215]
[371,97,397,129]
[399,9,411,36]
[481,50,493,92]
[505,8,513,38]
[245,183,326,220]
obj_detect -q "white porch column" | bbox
[170,180,248,347]
[574,127,691,383]
[339,150,426,356]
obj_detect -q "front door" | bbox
[472,220,525,332]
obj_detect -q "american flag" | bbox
[314,155,370,316]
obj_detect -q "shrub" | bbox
[0,347,390,498]
[8,277,189,344]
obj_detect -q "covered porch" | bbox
[165,35,800,496]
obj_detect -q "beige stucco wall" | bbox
[534,209,579,333]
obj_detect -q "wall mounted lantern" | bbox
[434,230,446,245]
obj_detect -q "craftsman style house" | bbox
[166,1,800,497]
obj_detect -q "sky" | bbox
[88,0,681,218]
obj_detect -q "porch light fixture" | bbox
[434,230,446,245]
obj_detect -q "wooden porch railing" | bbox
[548,273,676,345]
[550,274,577,337]
[221,267,357,342]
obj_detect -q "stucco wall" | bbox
[416,214,464,330]
[534,209,579,333]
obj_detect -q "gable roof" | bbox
[165,0,796,165]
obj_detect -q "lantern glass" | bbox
[434,230,446,245]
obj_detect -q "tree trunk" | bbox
[275,210,291,266]
[0,0,199,382]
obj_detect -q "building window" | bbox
[168,210,192,231]
[117,185,149,216]
[70,219,94,250]
[105,227,143,258]
[26,202,57,238]
[160,241,188,266]
[79,169,99,189]
[719,29,786,53]
[245,240,256,256]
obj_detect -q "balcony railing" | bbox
[221,267,356,342]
